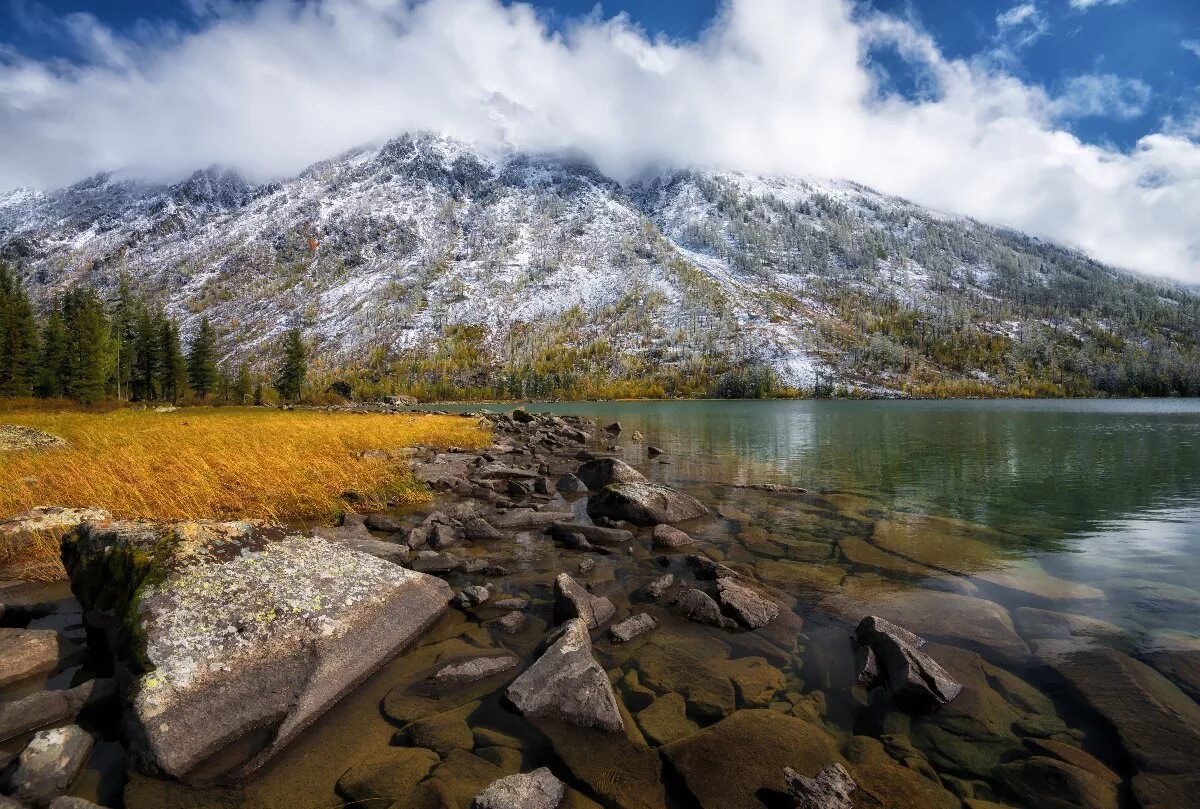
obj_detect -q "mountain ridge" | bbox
[2,132,1197,398]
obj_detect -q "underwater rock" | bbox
[554,573,615,629]
[634,636,735,721]
[587,482,708,526]
[716,577,779,629]
[433,655,519,688]
[643,574,676,600]
[994,756,1118,809]
[635,692,697,746]
[783,762,856,809]
[473,767,565,809]
[61,519,451,781]
[0,678,116,743]
[506,619,624,732]
[611,613,658,643]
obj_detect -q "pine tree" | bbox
[111,275,138,400]
[252,381,264,406]
[187,316,218,399]
[274,328,307,403]
[0,263,38,397]
[160,318,187,404]
[35,305,68,399]
[234,363,253,405]
[131,307,161,401]
[62,288,115,404]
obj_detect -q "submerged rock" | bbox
[994,756,1118,809]
[506,619,624,732]
[784,762,857,809]
[434,655,518,688]
[336,746,441,805]
[716,578,779,629]
[9,725,94,805]
[473,767,565,809]
[611,613,658,643]
[651,524,695,549]
[575,458,647,490]
[854,616,962,713]
[61,519,451,781]
[551,521,633,546]
[554,573,615,629]
[587,482,708,526]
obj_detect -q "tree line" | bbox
[0,263,308,405]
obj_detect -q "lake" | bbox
[115,398,1200,807]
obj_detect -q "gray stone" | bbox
[497,611,528,634]
[61,519,451,781]
[462,517,505,541]
[575,458,647,490]
[555,473,588,494]
[0,678,116,742]
[578,558,596,574]
[610,613,658,643]
[854,615,962,713]
[554,573,615,629]
[0,628,60,688]
[434,656,519,688]
[652,524,695,549]
[492,509,574,529]
[716,578,779,629]
[10,725,94,805]
[587,483,708,526]
[0,506,108,536]
[673,589,737,630]
[784,762,857,809]
[685,554,739,581]
[550,522,633,546]
[644,574,676,600]
[506,619,624,732]
[364,513,406,532]
[49,798,109,809]
[473,767,565,809]
[455,586,491,608]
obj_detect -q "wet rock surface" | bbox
[473,767,565,809]
[784,762,857,809]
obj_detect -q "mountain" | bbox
[1,132,1198,398]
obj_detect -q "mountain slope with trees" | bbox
[1,133,1197,400]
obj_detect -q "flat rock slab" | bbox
[0,627,60,687]
[0,678,116,742]
[62,519,451,782]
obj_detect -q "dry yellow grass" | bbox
[0,407,489,524]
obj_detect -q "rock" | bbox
[1141,648,1200,704]
[511,408,536,423]
[492,509,575,529]
[497,611,528,634]
[474,464,542,481]
[647,446,663,456]
[0,678,116,742]
[588,482,708,526]
[336,746,441,805]
[634,636,735,720]
[455,585,491,608]
[575,458,647,490]
[396,700,478,755]
[610,613,658,643]
[651,524,695,549]
[1015,607,1126,642]
[9,725,94,805]
[673,588,737,630]
[330,534,410,564]
[838,537,942,578]
[854,616,962,713]
[662,710,843,809]
[0,506,109,536]
[554,573,615,629]
[493,597,527,611]
[556,531,606,554]
[603,422,622,432]
[556,473,588,494]
[635,692,697,746]
[784,762,857,809]
[0,425,68,452]
[61,519,451,781]
[364,513,405,532]
[685,554,739,580]
[473,767,565,809]
[644,574,675,600]
[434,655,519,688]
[506,619,624,732]
[1025,739,1121,785]
[535,720,666,809]
[461,517,506,541]
[551,521,633,546]
[716,578,779,629]
[994,756,1118,809]
[841,734,960,809]
[1040,645,1200,805]
[718,656,785,707]
[0,628,60,689]
[49,798,108,809]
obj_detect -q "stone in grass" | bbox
[554,573,615,629]
[651,524,695,550]
[610,613,658,643]
[506,619,624,732]
[784,762,857,809]
[473,767,565,809]
[587,482,708,526]
[10,725,94,805]
[716,578,779,629]
[61,519,452,781]
[434,656,519,688]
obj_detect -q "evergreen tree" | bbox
[35,305,68,399]
[274,328,307,403]
[111,275,138,400]
[131,307,161,401]
[160,318,187,404]
[187,316,218,398]
[234,363,253,405]
[62,288,115,404]
[0,263,38,397]
[252,381,264,406]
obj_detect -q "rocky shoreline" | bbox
[0,408,1197,808]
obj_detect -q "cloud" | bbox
[0,0,1198,282]
[1183,40,1200,59]
[994,2,1049,50]
[1068,0,1129,10]
[1051,74,1151,120]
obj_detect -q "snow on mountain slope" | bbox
[2,133,1197,396]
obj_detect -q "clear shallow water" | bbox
[106,398,1200,808]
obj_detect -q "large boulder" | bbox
[575,458,647,490]
[61,519,451,782]
[587,483,708,526]
[505,619,624,732]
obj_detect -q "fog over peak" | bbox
[1,0,1199,282]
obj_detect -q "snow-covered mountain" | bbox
[2,133,1197,397]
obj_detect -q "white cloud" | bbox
[0,0,1197,282]
[995,3,1049,50]
[1183,40,1200,59]
[1051,74,1151,120]
[1068,0,1130,9]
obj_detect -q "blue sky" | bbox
[3,0,1197,151]
[1,0,1199,281]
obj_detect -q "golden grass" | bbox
[0,407,489,525]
